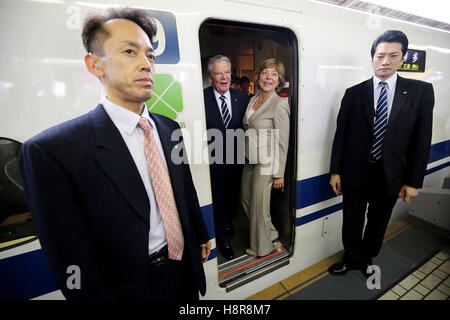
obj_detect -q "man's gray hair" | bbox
[207,55,231,75]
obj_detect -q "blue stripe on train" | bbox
[296,203,343,227]
[428,140,450,163]
[295,139,450,227]
[296,174,336,210]
[0,204,216,300]
[0,249,58,300]
[294,159,450,227]
[201,204,215,240]
[426,161,450,176]
[296,139,450,210]
[0,245,217,300]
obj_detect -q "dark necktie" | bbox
[370,81,388,161]
[220,95,231,128]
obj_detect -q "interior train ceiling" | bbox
[316,0,450,32]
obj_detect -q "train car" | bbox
[0,0,448,300]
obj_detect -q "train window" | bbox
[0,138,36,250]
[199,20,298,290]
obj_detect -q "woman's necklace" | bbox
[253,94,268,110]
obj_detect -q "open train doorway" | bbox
[199,19,298,291]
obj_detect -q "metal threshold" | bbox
[218,248,290,292]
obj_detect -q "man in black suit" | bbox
[203,55,249,260]
[19,8,210,300]
[328,30,434,276]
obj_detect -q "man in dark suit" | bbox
[203,55,249,260]
[328,30,434,276]
[19,8,210,300]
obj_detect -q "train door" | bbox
[199,20,298,291]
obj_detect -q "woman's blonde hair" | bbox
[253,58,286,92]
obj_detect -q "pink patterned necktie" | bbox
[138,117,184,261]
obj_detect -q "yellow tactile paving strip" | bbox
[246,219,412,300]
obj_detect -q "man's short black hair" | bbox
[82,7,157,56]
[371,30,408,58]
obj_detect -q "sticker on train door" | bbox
[150,10,180,64]
[146,74,183,120]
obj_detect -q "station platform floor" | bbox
[246,215,450,300]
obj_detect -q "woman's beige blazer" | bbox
[243,91,290,178]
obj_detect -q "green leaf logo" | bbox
[146,74,183,120]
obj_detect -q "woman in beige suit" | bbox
[242,58,290,257]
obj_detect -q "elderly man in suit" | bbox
[329,30,434,277]
[19,7,210,300]
[203,55,249,260]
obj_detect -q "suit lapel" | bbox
[91,105,150,225]
[387,76,408,129]
[248,91,277,125]
[361,78,375,128]
[205,87,225,130]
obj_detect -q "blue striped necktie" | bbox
[370,81,388,161]
[220,95,231,128]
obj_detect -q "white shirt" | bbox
[101,96,167,255]
[373,73,397,121]
[213,89,232,118]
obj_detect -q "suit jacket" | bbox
[19,105,210,299]
[203,86,249,175]
[330,75,434,196]
[243,92,290,178]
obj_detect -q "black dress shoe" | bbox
[328,261,351,276]
[361,259,375,278]
[328,260,363,276]
[361,266,372,278]
[217,240,235,260]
